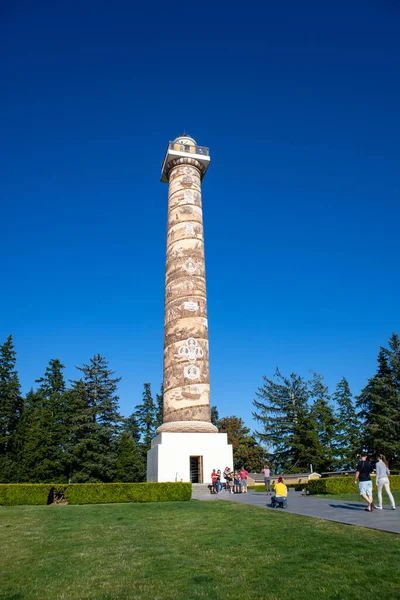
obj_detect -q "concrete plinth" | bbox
[147,432,233,483]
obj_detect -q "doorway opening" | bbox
[190,456,203,483]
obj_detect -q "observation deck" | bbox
[161,140,211,182]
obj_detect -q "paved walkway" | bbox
[191,486,399,534]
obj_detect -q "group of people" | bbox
[209,465,288,508]
[355,453,396,512]
[210,467,249,494]
[210,453,396,513]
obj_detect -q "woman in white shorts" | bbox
[375,454,396,510]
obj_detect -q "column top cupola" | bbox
[161,134,210,183]
[173,134,197,146]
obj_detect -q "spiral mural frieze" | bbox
[158,137,216,434]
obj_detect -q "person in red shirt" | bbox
[240,468,249,493]
[210,469,218,494]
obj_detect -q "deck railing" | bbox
[168,142,209,156]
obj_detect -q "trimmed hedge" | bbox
[308,475,400,495]
[249,483,304,492]
[0,484,53,506]
[294,484,306,492]
[0,482,192,505]
[64,482,192,504]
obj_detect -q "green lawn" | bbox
[1,500,399,600]
[315,490,400,504]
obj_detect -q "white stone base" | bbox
[147,432,233,483]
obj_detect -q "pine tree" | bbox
[17,360,67,482]
[309,372,338,471]
[0,335,23,481]
[135,383,157,450]
[333,377,360,469]
[114,413,145,482]
[17,389,51,482]
[380,333,400,468]
[384,333,400,384]
[253,369,323,473]
[210,405,219,427]
[154,384,164,431]
[123,413,141,442]
[62,381,98,482]
[115,429,145,482]
[357,346,399,466]
[66,355,122,482]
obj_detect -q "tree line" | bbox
[253,333,400,474]
[0,336,164,483]
[1,332,399,482]
[0,333,266,483]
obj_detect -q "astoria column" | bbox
[157,135,217,434]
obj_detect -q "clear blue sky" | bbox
[1,2,399,428]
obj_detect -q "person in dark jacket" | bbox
[354,452,375,512]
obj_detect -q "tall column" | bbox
[157,136,217,434]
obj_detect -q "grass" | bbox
[1,500,400,600]
[314,490,400,504]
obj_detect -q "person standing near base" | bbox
[223,466,231,490]
[240,467,249,493]
[216,469,222,493]
[375,454,396,510]
[210,469,218,494]
[354,452,375,512]
[234,471,241,493]
[262,464,271,494]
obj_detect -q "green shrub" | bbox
[308,475,400,495]
[0,482,192,505]
[64,482,192,504]
[272,482,302,489]
[294,483,306,492]
[0,484,53,505]
[250,483,306,492]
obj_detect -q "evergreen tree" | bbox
[333,377,360,469]
[66,355,122,482]
[114,413,145,482]
[253,369,323,473]
[384,332,400,378]
[76,354,122,437]
[0,336,23,481]
[17,360,67,482]
[357,346,399,466]
[379,333,400,468]
[123,413,141,442]
[135,383,157,450]
[210,405,219,427]
[62,381,97,482]
[115,429,145,482]
[155,384,164,430]
[309,372,338,471]
[17,389,54,482]
[217,415,265,471]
